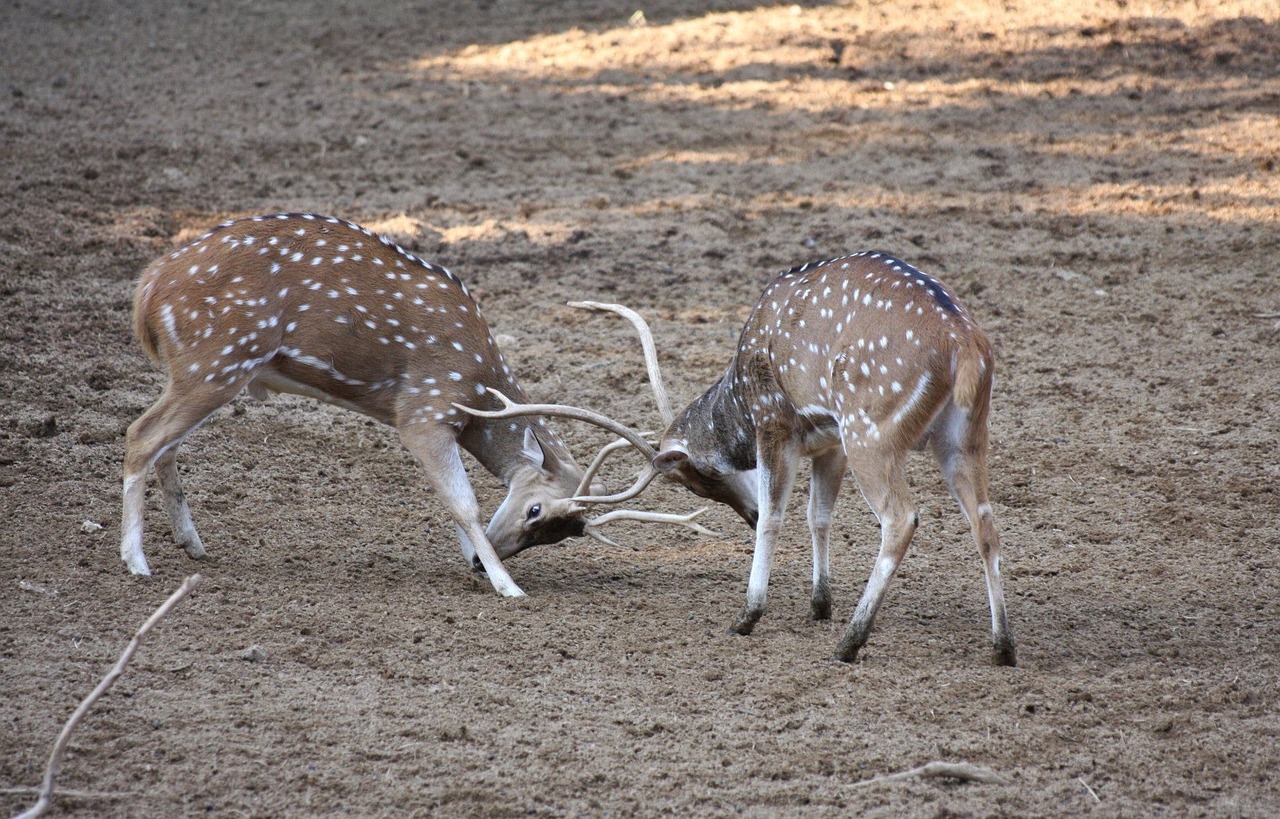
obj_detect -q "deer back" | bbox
[134,213,525,430]
[133,213,598,560]
[729,251,992,446]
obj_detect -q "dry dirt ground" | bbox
[2,1,1279,816]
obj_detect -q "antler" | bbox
[454,389,659,504]
[454,390,721,547]
[583,508,719,547]
[568,301,674,427]
[574,435,653,498]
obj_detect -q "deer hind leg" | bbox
[834,443,918,663]
[155,448,204,559]
[121,383,236,575]
[398,424,525,598]
[730,434,802,635]
[807,447,847,621]
[931,403,1016,666]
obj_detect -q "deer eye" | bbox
[526,504,542,520]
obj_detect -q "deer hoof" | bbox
[992,641,1018,667]
[832,635,864,664]
[810,597,832,621]
[727,609,762,636]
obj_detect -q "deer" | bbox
[121,212,713,596]
[459,251,1017,664]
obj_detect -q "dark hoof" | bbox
[832,638,863,664]
[993,643,1018,667]
[727,610,762,636]
[810,598,832,621]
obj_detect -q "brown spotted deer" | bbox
[463,252,1016,664]
[122,213,711,595]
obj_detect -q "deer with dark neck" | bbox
[465,253,1016,665]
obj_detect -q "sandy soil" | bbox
[2,1,1279,816]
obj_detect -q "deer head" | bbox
[466,426,596,563]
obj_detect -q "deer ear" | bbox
[520,427,560,475]
[653,449,688,473]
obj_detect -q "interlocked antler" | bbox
[455,389,721,542]
[456,389,659,505]
[574,436,644,499]
[568,301,674,427]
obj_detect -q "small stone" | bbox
[241,645,268,663]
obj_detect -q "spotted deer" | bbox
[464,252,1016,664]
[122,213,711,595]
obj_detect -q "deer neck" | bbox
[674,368,757,472]
[459,391,580,489]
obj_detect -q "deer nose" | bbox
[744,510,759,530]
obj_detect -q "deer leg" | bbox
[932,405,1016,666]
[155,449,205,559]
[807,447,847,621]
[834,447,918,663]
[398,425,525,598]
[121,385,233,575]
[729,435,801,635]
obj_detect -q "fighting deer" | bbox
[462,252,1016,664]
[122,213,712,595]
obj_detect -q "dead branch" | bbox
[1,786,137,800]
[13,574,203,819]
[850,760,1009,789]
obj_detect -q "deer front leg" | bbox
[399,426,525,598]
[807,447,847,621]
[729,434,801,635]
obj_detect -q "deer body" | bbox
[655,251,1015,664]
[506,254,1014,662]
[123,213,592,595]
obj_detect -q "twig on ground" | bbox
[850,760,1010,789]
[12,574,203,819]
[1078,776,1102,803]
[1,786,137,800]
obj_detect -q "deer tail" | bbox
[952,332,994,417]
[132,273,162,365]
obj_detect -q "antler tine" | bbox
[574,436,652,499]
[585,508,721,540]
[570,466,658,506]
[584,527,623,548]
[455,388,658,458]
[568,301,674,427]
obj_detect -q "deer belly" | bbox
[255,355,398,423]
